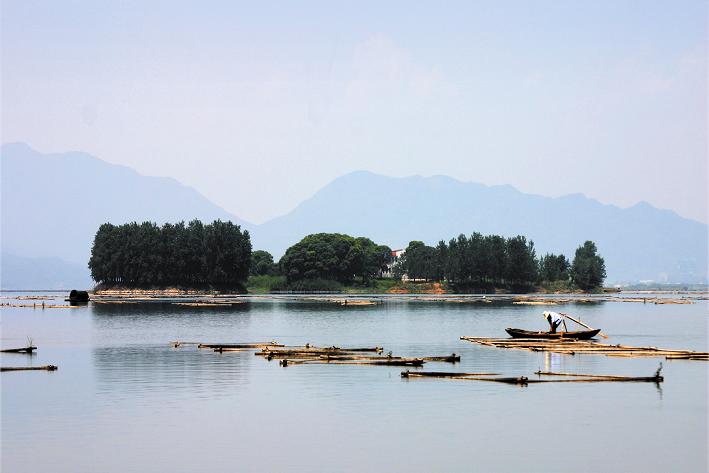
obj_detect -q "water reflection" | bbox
[543,351,563,372]
[91,300,255,316]
[93,345,250,401]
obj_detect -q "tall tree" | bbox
[570,241,606,290]
[504,236,538,287]
[434,241,448,282]
[539,253,570,282]
[486,235,507,285]
[399,241,436,281]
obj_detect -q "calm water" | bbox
[2,293,707,472]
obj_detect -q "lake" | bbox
[1,293,707,472]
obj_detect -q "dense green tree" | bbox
[279,233,390,283]
[469,232,488,282]
[360,241,394,281]
[456,234,472,281]
[398,241,437,281]
[570,241,606,290]
[504,236,538,287]
[486,235,507,284]
[185,219,207,282]
[434,241,448,281]
[251,250,277,276]
[276,231,594,291]
[444,237,462,282]
[539,253,570,282]
[88,220,251,287]
[393,233,537,287]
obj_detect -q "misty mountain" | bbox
[1,143,249,288]
[1,144,706,287]
[251,171,708,283]
[1,253,93,290]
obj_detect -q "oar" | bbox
[559,313,608,339]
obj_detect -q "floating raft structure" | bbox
[0,303,80,309]
[177,340,460,367]
[256,345,459,367]
[254,345,384,357]
[199,342,285,350]
[279,357,426,367]
[460,336,708,360]
[1,365,58,372]
[401,367,665,385]
[173,301,245,307]
[1,346,37,354]
[171,341,283,349]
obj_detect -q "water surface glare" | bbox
[2,294,707,472]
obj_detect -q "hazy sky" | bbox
[2,1,707,223]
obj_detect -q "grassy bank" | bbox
[95,278,607,295]
[246,276,398,293]
[245,276,607,294]
[245,275,288,293]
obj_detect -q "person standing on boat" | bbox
[543,311,563,333]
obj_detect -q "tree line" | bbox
[392,234,605,290]
[252,232,605,290]
[89,221,605,291]
[89,220,251,287]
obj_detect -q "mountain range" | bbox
[2,143,706,288]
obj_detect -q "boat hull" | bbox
[505,328,601,340]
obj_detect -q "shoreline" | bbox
[2,289,706,307]
[80,290,706,306]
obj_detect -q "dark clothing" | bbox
[547,316,561,333]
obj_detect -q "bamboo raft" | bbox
[173,302,245,307]
[401,371,500,378]
[0,346,37,354]
[402,366,664,385]
[254,346,384,357]
[265,353,460,367]
[280,357,426,367]
[1,365,58,372]
[0,303,80,309]
[337,299,380,306]
[460,336,708,360]
[192,341,459,368]
[198,342,284,349]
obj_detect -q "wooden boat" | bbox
[505,328,601,340]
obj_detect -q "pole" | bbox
[559,312,608,339]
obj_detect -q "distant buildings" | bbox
[391,249,405,259]
[382,249,405,279]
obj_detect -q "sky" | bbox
[1,0,707,224]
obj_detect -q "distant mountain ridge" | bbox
[1,253,93,290]
[1,143,249,288]
[250,171,707,283]
[1,143,706,287]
